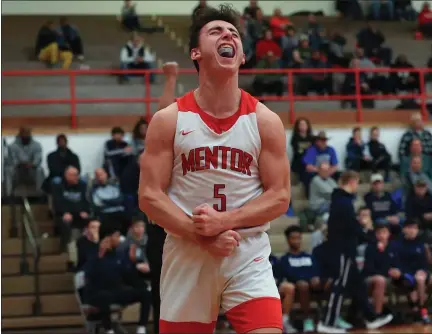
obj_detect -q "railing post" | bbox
[288,71,295,124]
[32,248,41,316]
[69,72,77,129]
[145,70,151,121]
[354,68,363,123]
[20,207,29,275]
[419,70,427,122]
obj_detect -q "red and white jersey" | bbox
[167,89,268,231]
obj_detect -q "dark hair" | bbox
[370,126,379,133]
[292,117,313,137]
[132,117,149,140]
[374,223,389,231]
[56,133,67,144]
[111,126,124,135]
[352,127,361,134]
[284,225,302,238]
[189,4,241,72]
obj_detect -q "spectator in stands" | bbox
[280,26,299,68]
[43,134,80,193]
[243,0,261,20]
[356,206,376,272]
[392,220,431,322]
[35,20,73,69]
[304,14,326,51]
[298,50,333,95]
[327,30,350,67]
[345,127,373,172]
[290,117,313,175]
[370,0,395,20]
[53,166,90,253]
[269,8,292,44]
[302,131,339,192]
[76,218,100,270]
[58,17,85,61]
[192,0,208,18]
[84,230,151,334]
[335,0,364,19]
[405,179,432,243]
[255,29,282,62]
[91,168,129,236]
[240,20,255,69]
[104,126,131,179]
[277,226,320,332]
[119,33,155,84]
[405,156,432,193]
[119,0,141,31]
[418,2,432,38]
[363,224,401,315]
[356,22,392,66]
[247,8,268,43]
[395,0,417,21]
[292,35,312,67]
[389,54,419,93]
[5,127,44,195]
[398,112,432,159]
[252,51,284,98]
[400,139,432,179]
[367,126,392,181]
[131,117,148,156]
[309,161,338,216]
[355,48,390,94]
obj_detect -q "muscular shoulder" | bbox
[255,102,286,145]
[147,102,179,143]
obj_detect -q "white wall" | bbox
[4,126,431,176]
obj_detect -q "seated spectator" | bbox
[356,23,392,65]
[84,230,151,334]
[76,218,100,271]
[341,58,374,109]
[104,126,132,179]
[91,168,129,236]
[255,29,282,62]
[277,226,320,332]
[356,206,376,271]
[240,20,255,69]
[363,224,401,315]
[405,179,432,243]
[370,0,395,20]
[405,156,432,193]
[131,118,148,156]
[418,2,432,38]
[297,50,333,95]
[247,8,269,45]
[354,48,389,94]
[290,118,313,175]
[367,126,392,180]
[252,51,284,98]
[269,8,292,44]
[400,139,432,179]
[391,220,432,322]
[192,0,208,18]
[43,134,80,193]
[292,35,312,67]
[364,174,402,235]
[280,26,299,68]
[243,0,261,20]
[309,161,338,216]
[304,14,326,51]
[389,54,419,93]
[119,33,155,84]
[327,30,350,67]
[398,112,432,160]
[302,131,339,192]
[395,0,417,21]
[5,127,44,195]
[58,17,84,61]
[119,0,141,31]
[53,166,90,253]
[335,0,364,19]
[346,127,373,172]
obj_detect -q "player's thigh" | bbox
[159,235,220,333]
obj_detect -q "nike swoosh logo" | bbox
[181,130,195,136]
[253,256,264,262]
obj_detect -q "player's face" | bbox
[375,228,389,243]
[193,20,245,73]
[403,225,418,240]
[288,232,302,250]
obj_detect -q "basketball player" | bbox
[138,5,290,334]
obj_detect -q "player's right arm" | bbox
[157,62,178,110]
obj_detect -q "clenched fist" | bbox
[162,62,178,77]
[199,230,241,257]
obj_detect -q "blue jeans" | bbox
[371,0,394,20]
[120,61,155,83]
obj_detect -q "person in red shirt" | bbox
[255,29,282,62]
[269,8,292,43]
[418,2,432,37]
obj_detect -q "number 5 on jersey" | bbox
[213,184,226,212]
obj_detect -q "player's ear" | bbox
[191,48,202,61]
[241,52,246,65]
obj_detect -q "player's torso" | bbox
[167,90,263,216]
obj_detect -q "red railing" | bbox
[2,67,431,128]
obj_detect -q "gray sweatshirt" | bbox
[9,137,42,168]
[309,175,338,211]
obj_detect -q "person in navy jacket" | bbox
[277,225,320,332]
[391,220,432,322]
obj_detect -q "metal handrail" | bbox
[20,197,42,315]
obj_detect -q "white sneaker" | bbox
[137,326,146,334]
[335,317,353,329]
[365,314,393,329]
[316,321,346,334]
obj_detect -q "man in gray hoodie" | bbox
[5,127,44,195]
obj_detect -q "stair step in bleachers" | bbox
[2,254,67,276]
[2,273,73,295]
[1,238,59,256]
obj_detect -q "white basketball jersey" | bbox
[167,90,267,231]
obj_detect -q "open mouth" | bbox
[217,44,235,58]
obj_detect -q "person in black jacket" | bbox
[345,127,373,172]
[317,171,393,333]
[367,127,391,181]
[43,134,81,193]
[52,166,90,252]
[389,54,419,93]
[356,23,392,66]
[405,179,432,242]
[84,230,151,334]
[104,126,132,179]
[290,118,314,175]
[76,218,100,271]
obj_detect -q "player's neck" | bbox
[196,71,241,117]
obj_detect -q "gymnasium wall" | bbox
[4,126,431,176]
